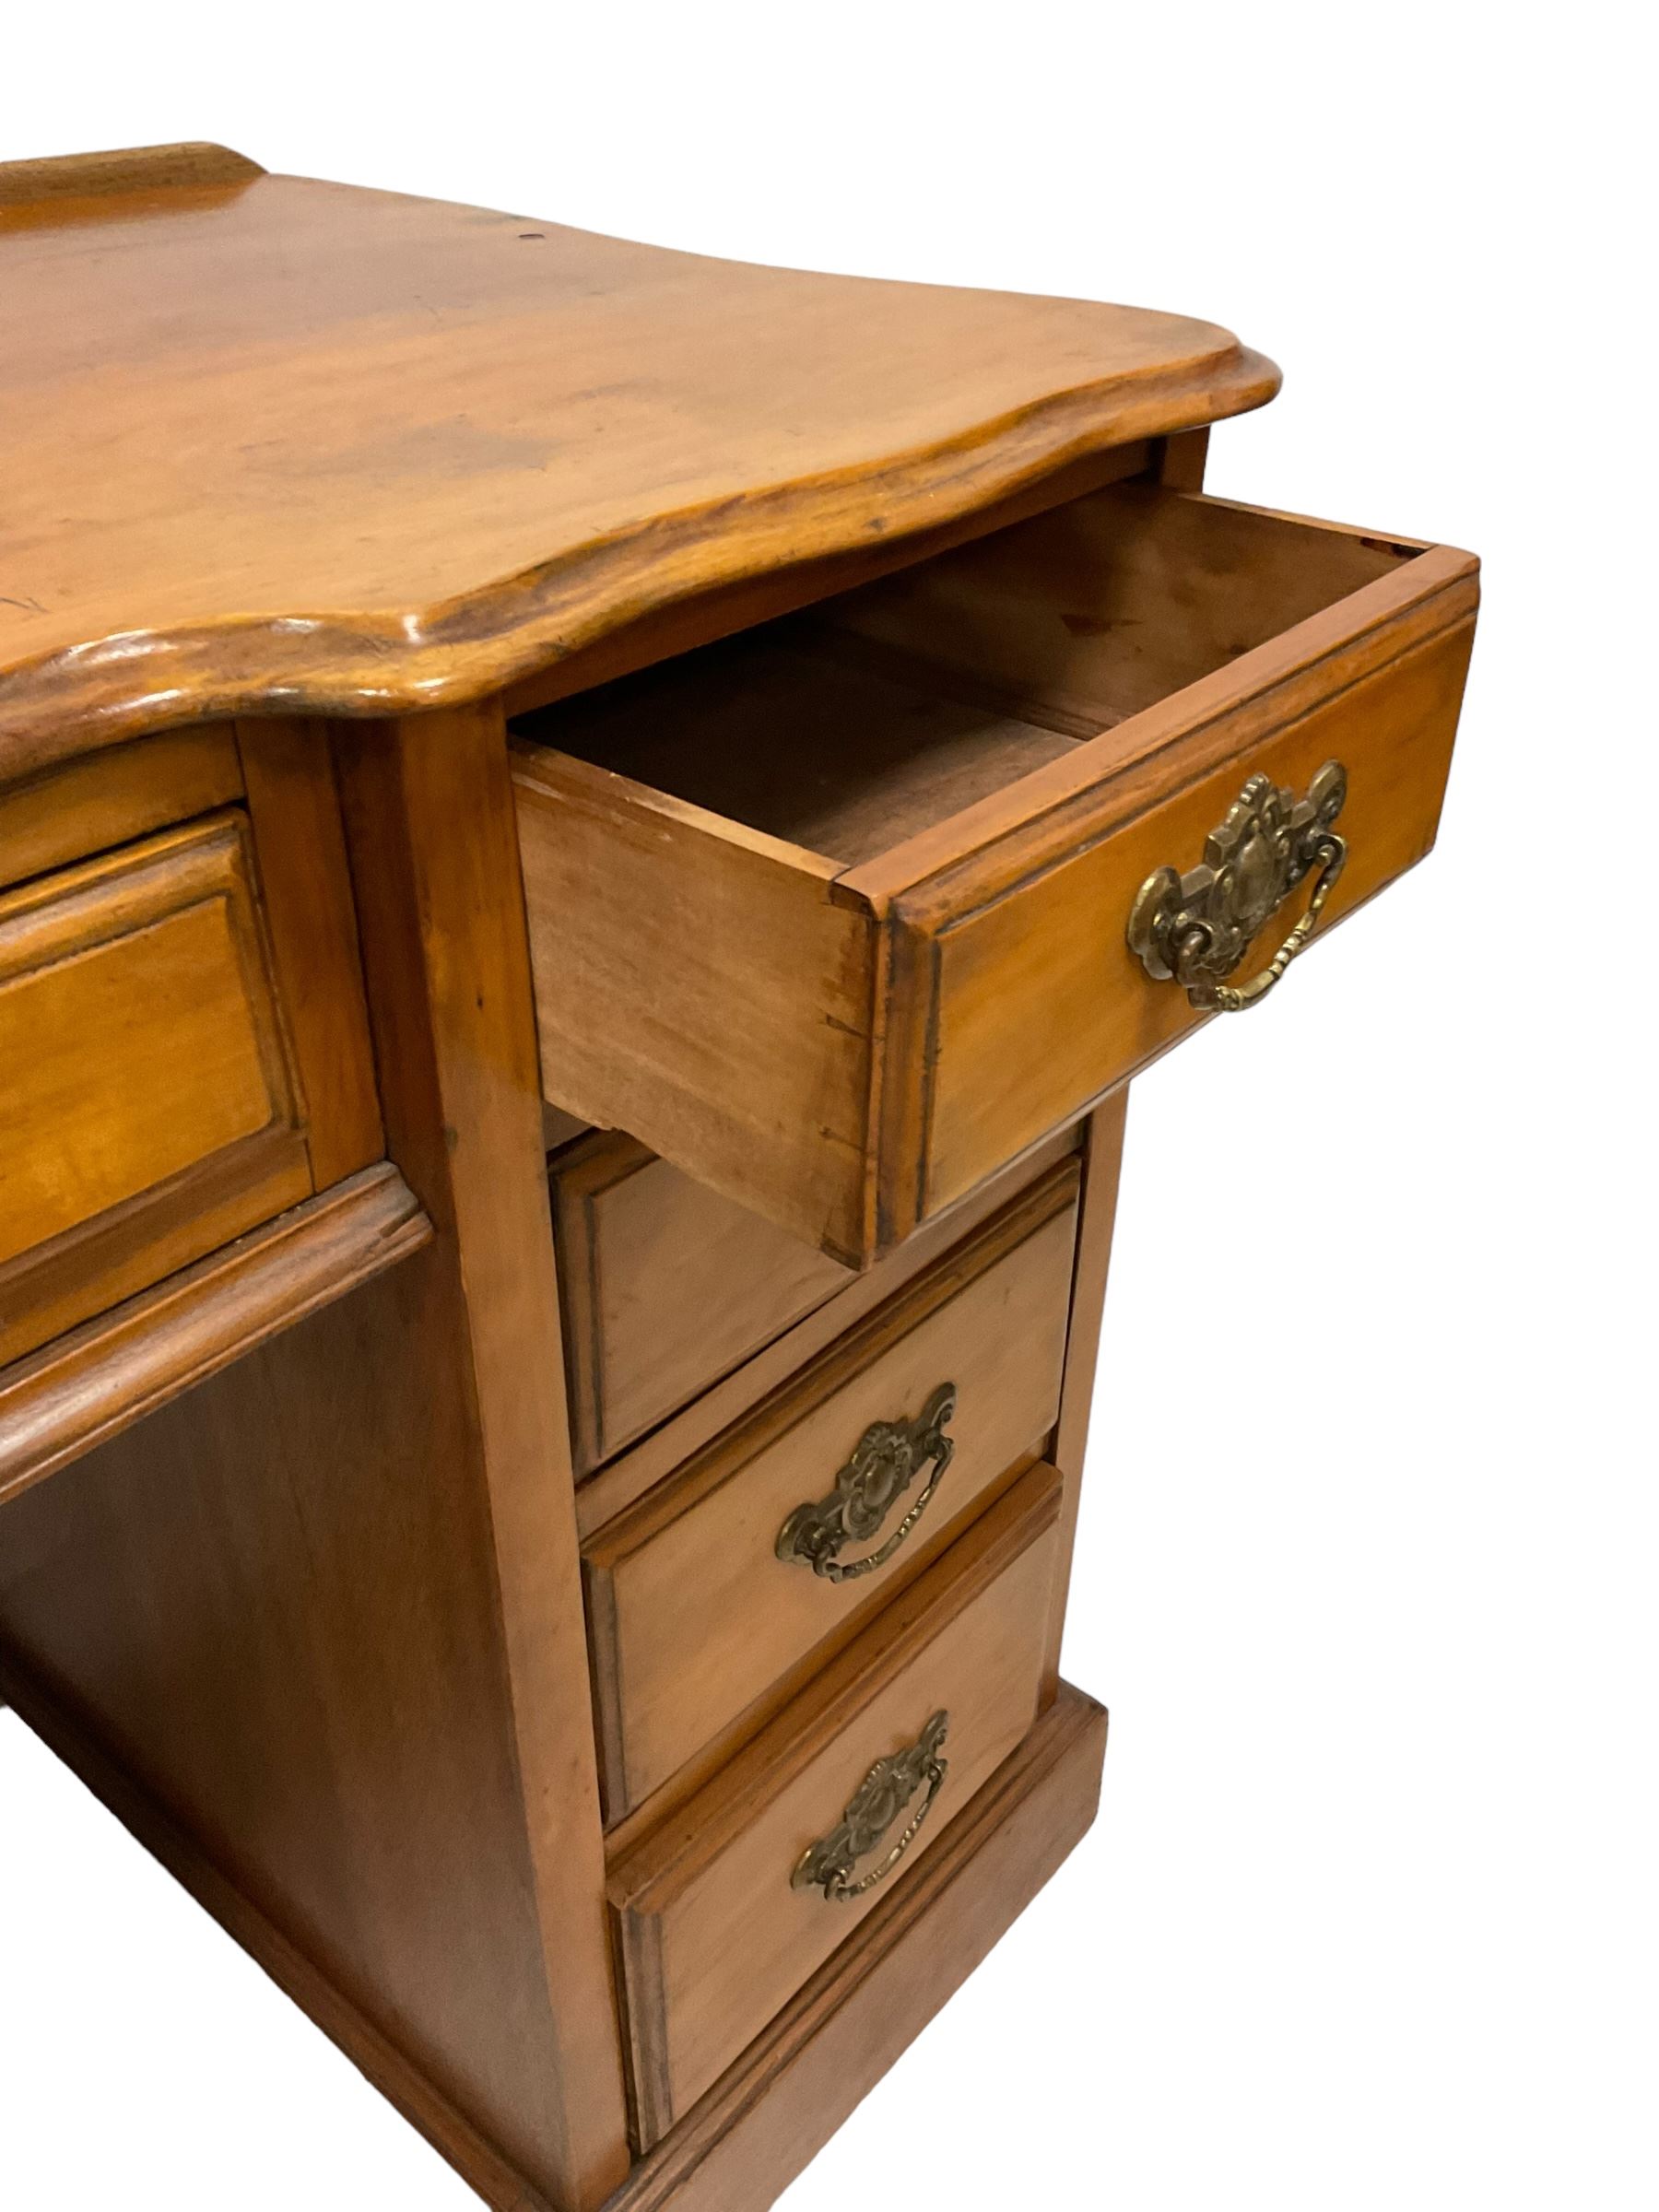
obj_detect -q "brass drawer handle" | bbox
[793,1712,950,1902]
[1127,760,1348,1011]
[775,1382,957,1583]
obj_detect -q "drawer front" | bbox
[0,812,312,1361]
[584,1160,1078,1818]
[552,1130,852,1475]
[609,1462,1064,2148]
[882,600,1476,1229]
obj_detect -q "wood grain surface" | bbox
[608,1464,1065,2146]
[0,140,263,207]
[0,699,645,2209]
[0,157,1277,775]
[0,1163,430,1508]
[0,812,312,1361]
[573,1127,1080,1548]
[0,724,243,892]
[610,1681,1107,2212]
[235,718,382,1190]
[333,700,633,2205]
[515,735,877,1258]
[0,131,1480,2212]
[515,484,1476,1259]
[550,1132,853,1475]
[585,1165,1079,1820]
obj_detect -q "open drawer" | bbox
[513,479,1477,1264]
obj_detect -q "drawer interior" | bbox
[512,476,1467,1265]
[512,481,1421,867]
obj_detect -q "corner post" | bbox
[336,697,631,2209]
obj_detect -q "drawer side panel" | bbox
[514,748,877,1264]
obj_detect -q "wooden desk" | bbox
[0,142,1477,2209]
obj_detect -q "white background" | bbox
[3,5,1653,2206]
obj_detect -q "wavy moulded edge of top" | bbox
[0,346,1280,782]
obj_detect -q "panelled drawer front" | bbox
[583,1160,1079,1819]
[514,481,1477,1265]
[608,1462,1064,2149]
[0,811,312,1362]
[879,579,1475,1226]
[552,1130,852,1475]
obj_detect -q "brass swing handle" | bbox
[793,1712,950,1903]
[775,1382,957,1583]
[1127,760,1349,1012]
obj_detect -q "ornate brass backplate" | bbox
[775,1382,957,1584]
[1127,759,1348,1011]
[793,1712,951,1903]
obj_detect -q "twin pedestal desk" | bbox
[0,144,1477,2209]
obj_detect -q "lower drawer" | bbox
[608,1461,1064,2148]
[583,1159,1078,1818]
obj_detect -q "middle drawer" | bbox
[583,1157,1079,1820]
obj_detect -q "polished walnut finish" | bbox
[0,143,1476,2212]
[550,1131,853,1476]
[609,1466,1065,2149]
[512,479,1472,1260]
[0,814,312,1361]
[0,1164,429,1510]
[584,1164,1078,1822]
[0,724,243,894]
[0,157,1274,778]
[571,1124,1083,1550]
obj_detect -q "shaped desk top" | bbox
[0,143,1277,778]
